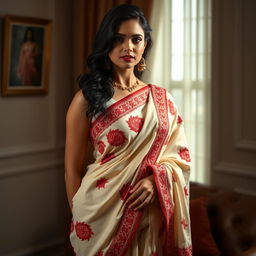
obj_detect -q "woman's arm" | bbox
[65,90,90,210]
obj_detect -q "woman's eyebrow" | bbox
[115,33,143,37]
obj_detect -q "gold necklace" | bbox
[113,79,139,92]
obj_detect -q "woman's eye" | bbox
[113,36,123,43]
[132,37,142,44]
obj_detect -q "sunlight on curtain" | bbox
[143,0,211,183]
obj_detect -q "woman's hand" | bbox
[126,175,156,211]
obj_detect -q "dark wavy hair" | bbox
[78,4,152,117]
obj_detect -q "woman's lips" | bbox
[121,56,134,62]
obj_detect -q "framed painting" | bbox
[1,15,52,96]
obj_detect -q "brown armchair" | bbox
[190,182,256,256]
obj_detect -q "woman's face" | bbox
[108,19,147,71]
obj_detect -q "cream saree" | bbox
[70,84,192,256]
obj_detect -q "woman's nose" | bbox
[123,39,133,52]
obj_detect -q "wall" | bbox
[0,0,73,255]
[212,0,256,195]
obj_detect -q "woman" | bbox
[65,4,192,256]
[17,28,39,85]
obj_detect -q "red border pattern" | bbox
[150,164,175,254]
[105,85,169,256]
[150,165,192,256]
[90,86,149,144]
[105,209,143,256]
[146,86,169,165]
[174,245,193,256]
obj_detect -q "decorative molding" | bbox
[236,140,256,151]
[0,141,54,159]
[214,161,256,178]
[0,141,65,159]
[0,159,64,178]
[5,237,64,256]
[233,0,256,152]
[211,0,222,165]
[233,0,244,147]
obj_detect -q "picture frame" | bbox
[1,15,52,96]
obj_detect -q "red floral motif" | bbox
[152,253,158,256]
[94,251,103,256]
[177,115,183,124]
[184,186,189,196]
[90,87,149,144]
[97,141,105,154]
[168,99,175,115]
[100,153,116,165]
[181,217,188,230]
[70,221,74,233]
[75,222,94,241]
[126,116,144,133]
[96,177,108,189]
[178,147,191,162]
[106,129,126,146]
[119,183,132,201]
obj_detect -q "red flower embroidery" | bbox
[96,177,108,189]
[119,183,132,201]
[168,99,175,115]
[152,253,158,256]
[178,147,191,162]
[70,221,74,233]
[181,217,188,230]
[184,186,189,196]
[126,116,144,133]
[94,251,103,256]
[106,129,126,146]
[75,222,94,241]
[97,141,105,154]
[177,115,183,124]
[100,153,116,165]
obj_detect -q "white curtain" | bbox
[143,0,211,183]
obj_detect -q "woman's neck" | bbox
[112,68,137,87]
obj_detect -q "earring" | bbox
[137,57,146,72]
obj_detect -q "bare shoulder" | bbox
[67,89,88,122]
[72,89,87,107]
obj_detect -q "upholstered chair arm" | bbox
[237,247,256,256]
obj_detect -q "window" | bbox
[143,0,212,183]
